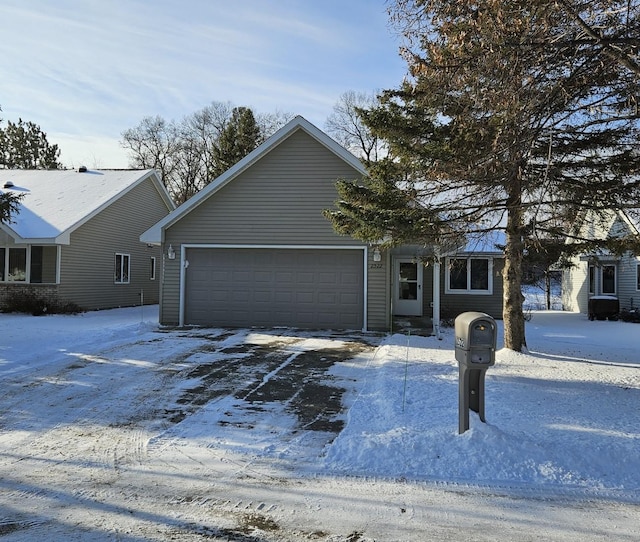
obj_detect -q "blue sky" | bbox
[0,0,407,169]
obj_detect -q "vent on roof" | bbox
[78,166,87,173]
[3,181,14,189]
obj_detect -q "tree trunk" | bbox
[502,168,527,351]
[545,271,552,310]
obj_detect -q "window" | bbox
[446,257,492,294]
[588,265,595,295]
[449,259,468,290]
[32,246,57,283]
[150,257,156,280]
[0,246,58,283]
[637,264,640,291]
[115,253,130,284]
[0,248,27,282]
[602,264,616,294]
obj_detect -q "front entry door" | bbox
[393,259,423,316]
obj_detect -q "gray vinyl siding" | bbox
[616,252,640,311]
[165,130,363,245]
[57,178,171,310]
[159,254,181,325]
[367,249,389,331]
[422,265,434,318]
[161,128,372,327]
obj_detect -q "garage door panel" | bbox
[185,248,364,329]
[341,272,360,285]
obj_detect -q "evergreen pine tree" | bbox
[210,107,261,178]
[326,1,640,351]
[0,118,61,169]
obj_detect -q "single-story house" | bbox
[0,168,174,311]
[142,116,504,333]
[562,208,640,314]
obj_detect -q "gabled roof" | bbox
[619,209,640,235]
[570,207,640,244]
[141,116,366,244]
[0,169,174,245]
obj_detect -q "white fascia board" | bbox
[0,223,70,245]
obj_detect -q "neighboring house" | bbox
[563,208,640,314]
[142,116,504,333]
[0,168,175,311]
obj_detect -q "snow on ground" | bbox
[0,305,638,541]
[325,315,639,493]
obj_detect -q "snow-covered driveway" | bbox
[0,307,638,541]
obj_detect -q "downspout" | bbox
[433,248,442,339]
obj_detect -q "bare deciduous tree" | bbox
[325,91,385,162]
[121,102,292,204]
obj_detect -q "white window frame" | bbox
[150,257,156,280]
[0,247,28,282]
[115,253,130,284]
[0,245,60,284]
[445,257,493,295]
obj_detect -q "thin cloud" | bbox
[0,0,406,168]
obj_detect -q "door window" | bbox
[398,262,418,300]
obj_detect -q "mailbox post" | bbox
[454,312,497,434]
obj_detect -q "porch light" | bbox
[373,247,381,262]
[167,244,176,260]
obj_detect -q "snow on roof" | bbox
[461,229,506,254]
[0,169,157,243]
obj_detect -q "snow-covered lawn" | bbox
[0,306,638,541]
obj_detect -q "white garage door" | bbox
[184,248,364,329]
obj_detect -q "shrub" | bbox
[1,290,82,316]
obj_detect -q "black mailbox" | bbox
[454,311,496,366]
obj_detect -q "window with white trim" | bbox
[637,263,640,291]
[0,246,58,284]
[150,257,156,280]
[601,264,616,294]
[0,247,27,281]
[588,265,595,295]
[115,253,130,284]
[446,257,493,294]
